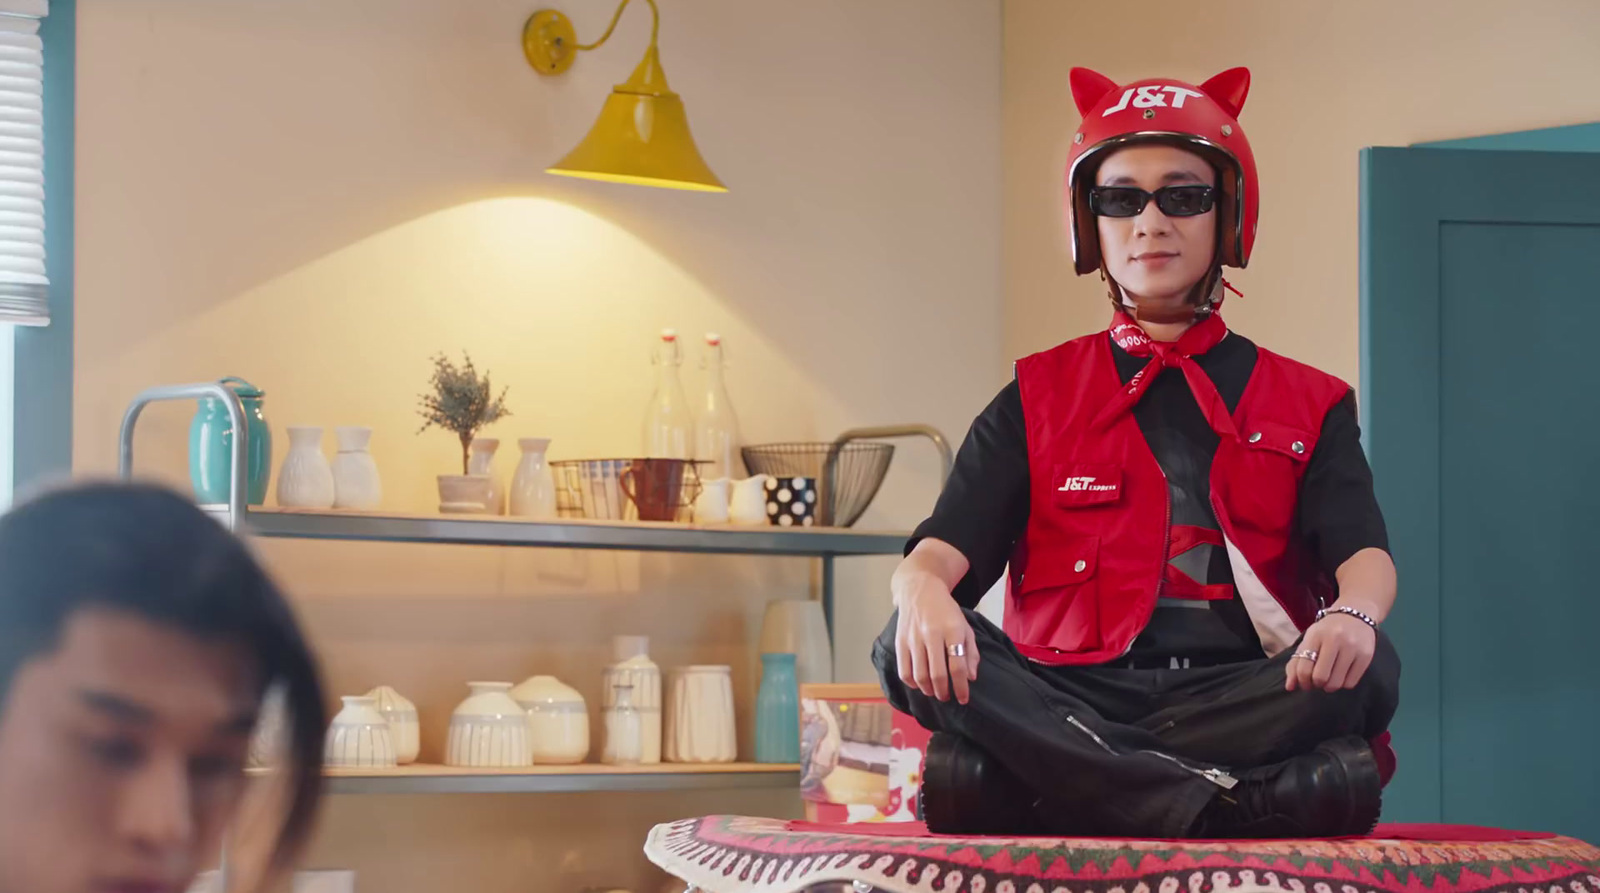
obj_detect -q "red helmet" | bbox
[1064,67,1258,276]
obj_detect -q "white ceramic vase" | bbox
[247,684,287,769]
[331,426,382,510]
[758,599,835,684]
[665,665,736,764]
[446,682,531,768]
[324,695,396,768]
[509,438,559,519]
[277,426,335,509]
[603,683,644,766]
[364,685,419,765]
[468,437,505,515]
[602,635,660,764]
[510,675,590,764]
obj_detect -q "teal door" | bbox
[1362,146,1600,841]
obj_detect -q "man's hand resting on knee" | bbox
[892,539,980,705]
[1286,548,1397,693]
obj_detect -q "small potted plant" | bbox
[417,351,511,513]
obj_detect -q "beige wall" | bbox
[1004,0,1600,382]
[74,0,1000,890]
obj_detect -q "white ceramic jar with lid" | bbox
[510,675,589,764]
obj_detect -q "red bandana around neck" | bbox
[1093,310,1239,439]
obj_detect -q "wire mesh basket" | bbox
[553,459,628,520]
[551,458,703,522]
[741,442,895,527]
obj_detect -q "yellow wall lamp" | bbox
[522,0,727,193]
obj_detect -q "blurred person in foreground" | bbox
[0,482,326,893]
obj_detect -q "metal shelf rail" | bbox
[301,763,801,796]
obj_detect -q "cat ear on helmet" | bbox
[1070,68,1120,117]
[1201,67,1251,119]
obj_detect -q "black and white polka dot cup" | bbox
[764,476,818,527]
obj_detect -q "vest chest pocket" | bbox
[1229,420,1316,534]
[1015,535,1101,652]
[1241,421,1317,463]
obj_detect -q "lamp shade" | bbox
[547,46,727,193]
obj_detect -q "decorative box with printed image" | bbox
[798,683,932,824]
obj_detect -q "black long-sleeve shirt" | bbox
[910,330,1389,661]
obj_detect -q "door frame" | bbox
[1416,121,1600,152]
[1360,145,1600,821]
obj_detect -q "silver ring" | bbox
[1291,649,1319,662]
[946,643,967,658]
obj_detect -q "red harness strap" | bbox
[1164,525,1233,601]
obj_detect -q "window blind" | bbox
[0,0,48,326]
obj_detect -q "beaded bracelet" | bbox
[1315,606,1379,630]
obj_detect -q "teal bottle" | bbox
[754,652,800,763]
[189,377,272,506]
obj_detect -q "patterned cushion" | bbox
[646,816,1600,893]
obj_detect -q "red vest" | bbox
[1006,330,1350,666]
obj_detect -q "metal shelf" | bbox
[122,384,931,636]
[290,762,802,795]
[211,507,908,558]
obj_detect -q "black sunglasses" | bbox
[1089,185,1216,218]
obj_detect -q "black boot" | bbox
[1189,736,1383,839]
[919,732,1045,835]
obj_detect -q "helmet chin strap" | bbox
[1101,265,1226,324]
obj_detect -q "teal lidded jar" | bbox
[189,377,272,506]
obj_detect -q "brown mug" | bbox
[620,458,689,522]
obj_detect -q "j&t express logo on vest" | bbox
[1058,476,1117,494]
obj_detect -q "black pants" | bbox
[871,609,1400,838]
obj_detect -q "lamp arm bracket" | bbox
[523,0,659,75]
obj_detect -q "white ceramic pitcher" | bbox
[729,474,770,526]
[693,477,731,523]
